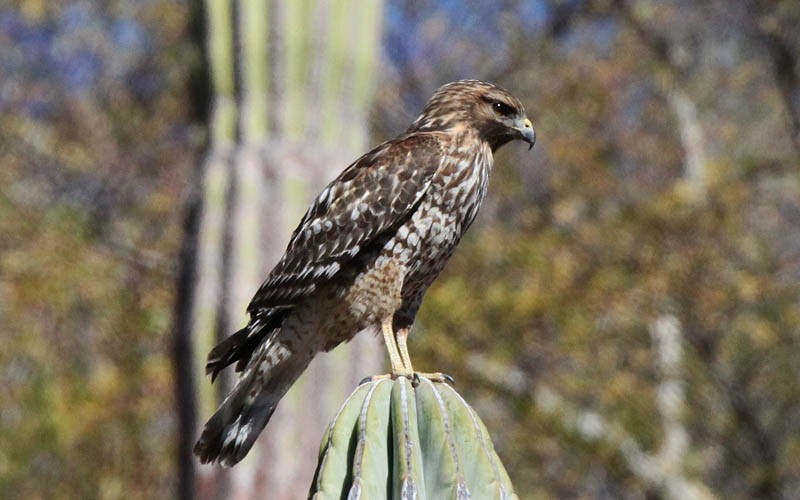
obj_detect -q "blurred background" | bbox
[1,0,799,499]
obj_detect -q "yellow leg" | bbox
[396,328,453,386]
[396,327,414,374]
[381,318,408,375]
[373,320,452,386]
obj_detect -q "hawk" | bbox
[195,80,535,466]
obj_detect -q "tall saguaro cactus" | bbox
[186,1,384,498]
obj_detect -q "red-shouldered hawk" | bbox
[195,80,535,466]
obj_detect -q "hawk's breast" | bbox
[314,137,494,337]
[386,140,494,301]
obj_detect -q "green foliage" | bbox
[0,2,195,498]
[310,376,517,499]
[376,4,800,497]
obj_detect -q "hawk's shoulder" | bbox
[247,132,447,313]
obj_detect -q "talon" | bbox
[414,372,456,386]
[359,372,454,387]
[360,372,417,385]
[359,375,376,385]
[360,374,393,385]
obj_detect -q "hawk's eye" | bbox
[492,101,515,117]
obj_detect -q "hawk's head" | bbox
[407,80,535,152]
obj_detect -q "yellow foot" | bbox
[358,372,412,385]
[358,372,455,387]
[413,372,456,387]
[359,374,390,385]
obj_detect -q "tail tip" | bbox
[193,416,258,467]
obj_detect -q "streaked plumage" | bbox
[195,80,535,466]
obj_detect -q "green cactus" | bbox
[309,375,518,499]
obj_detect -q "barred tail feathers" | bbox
[205,310,289,381]
[194,320,312,466]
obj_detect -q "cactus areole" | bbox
[309,376,518,499]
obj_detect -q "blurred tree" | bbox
[180,1,385,498]
[377,0,800,498]
[0,1,196,498]
[3,0,799,498]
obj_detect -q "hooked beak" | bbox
[513,117,536,150]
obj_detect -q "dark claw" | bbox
[413,372,456,387]
[359,375,393,385]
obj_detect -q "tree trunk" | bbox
[176,1,385,498]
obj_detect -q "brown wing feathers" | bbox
[246,134,443,313]
[204,308,289,380]
[206,134,444,378]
